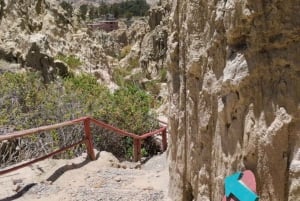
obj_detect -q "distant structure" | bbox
[87,14,118,32]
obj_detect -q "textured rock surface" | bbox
[112,4,170,115]
[167,0,300,200]
[0,151,169,201]
[0,0,116,88]
[0,0,170,91]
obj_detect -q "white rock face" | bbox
[0,0,117,89]
[167,0,300,200]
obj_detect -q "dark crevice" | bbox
[235,91,240,100]
[184,182,194,201]
[226,123,231,129]
[229,35,248,53]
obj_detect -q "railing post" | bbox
[84,118,96,160]
[133,138,141,162]
[162,128,167,151]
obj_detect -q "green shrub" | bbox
[0,72,159,161]
[130,71,144,83]
[112,57,140,87]
[82,0,150,21]
[79,4,88,20]
[128,57,139,69]
[60,1,73,17]
[55,54,82,69]
[118,45,132,60]
[104,84,158,134]
[112,67,131,86]
[159,68,167,82]
[145,80,160,97]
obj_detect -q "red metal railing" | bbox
[0,116,167,175]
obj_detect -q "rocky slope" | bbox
[0,0,170,96]
[105,3,170,114]
[167,0,300,200]
[0,0,116,88]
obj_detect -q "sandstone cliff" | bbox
[167,0,300,200]
[0,0,171,93]
[0,0,115,88]
[111,4,170,114]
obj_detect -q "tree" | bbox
[98,3,109,16]
[84,0,150,20]
[124,11,133,20]
[89,6,99,20]
[0,0,5,21]
[111,4,120,18]
[60,1,73,17]
[79,4,88,20]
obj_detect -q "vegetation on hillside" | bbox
[60,1,74,17]
[0,72,159,160]
[55,54,83,70]
[60,0,150,20]
[87,0,150,19]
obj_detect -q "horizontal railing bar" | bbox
[0,116,168,169]
[89,118,140,139]
[0,117,166,142]
[139,126,167,140]
[0,117,88,141]
[0,139,87,176]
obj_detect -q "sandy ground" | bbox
[0,150,170,201]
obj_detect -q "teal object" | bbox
[225,172,259,201]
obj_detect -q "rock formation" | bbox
[139,4,170,80]
[110,3,170,114]
[0,0,171,92]
[167,0,300,200]
[0,0,116,88]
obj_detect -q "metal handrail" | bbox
[0,117,87,141]
[89,118,139,139]
[0,116,167,175]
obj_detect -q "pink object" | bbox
[222,170,257,201]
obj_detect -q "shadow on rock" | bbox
[0,183,37,201]
[46,152,100,183]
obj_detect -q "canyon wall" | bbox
[167,0,300,200]
[0,0,115,87]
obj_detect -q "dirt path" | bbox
[0,151,170,201]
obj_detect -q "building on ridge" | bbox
[87,14,118,32]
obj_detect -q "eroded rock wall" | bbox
[0,0,116,88]
[167,0,300,200]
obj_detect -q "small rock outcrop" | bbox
[139,4,169,79]
[167,0,300,200]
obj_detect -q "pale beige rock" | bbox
[0,0,117,88]
[167,0,300,200]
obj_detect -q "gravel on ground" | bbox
[0,150,170,201]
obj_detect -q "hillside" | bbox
[0,0,118,88]
[0,0,169,97]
